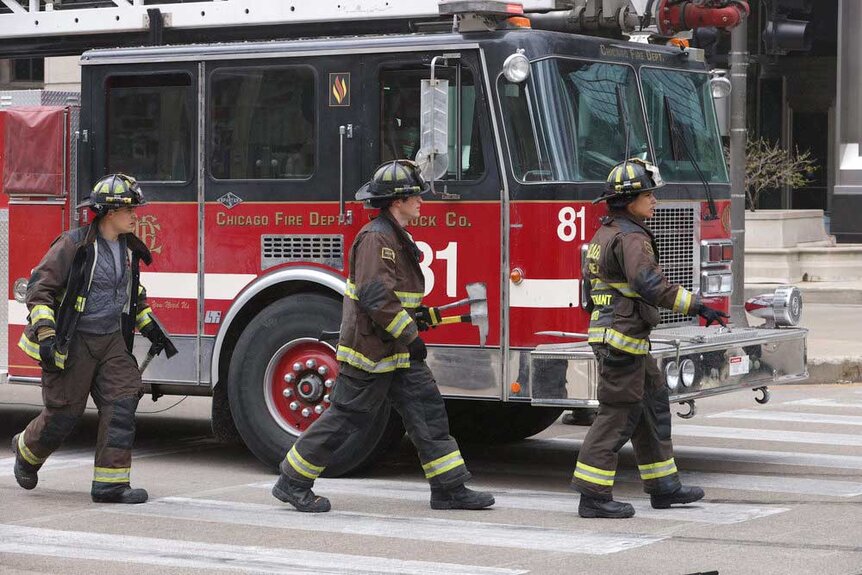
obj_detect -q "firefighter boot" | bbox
[272,474,331,513]
[578,494,636,519]
[11,434,39,490]
[91,484,149,504]
[430,484,495,510]
[650,485,705,509]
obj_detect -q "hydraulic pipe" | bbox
[656,0,749,35]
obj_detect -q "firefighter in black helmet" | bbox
[11,173,174,504]
[271,160,494,513]
[573,158,728,519]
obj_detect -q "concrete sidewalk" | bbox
[740,291,862,384]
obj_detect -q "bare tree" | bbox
[728,137,818,211]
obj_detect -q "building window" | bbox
[12,58,44,83]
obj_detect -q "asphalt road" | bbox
[2,382,862,575]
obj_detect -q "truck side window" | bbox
[210,66,315,180]
[106,73,191,182]
[379,64,484,181]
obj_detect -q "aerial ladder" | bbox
[0,0,748,58]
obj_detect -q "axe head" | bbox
[466,282,488,347]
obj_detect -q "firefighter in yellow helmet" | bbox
[271,160,494,513]
[11,174,174,504]
[573,158,728,518]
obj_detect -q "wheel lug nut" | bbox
[289,401,299,411]
[282,388,293,398]
[323,394,330,403]
[314,405,324,414]
[324,378,334,388]
[317,365,328,376]
[284,373,295,383]
[301,408,311,417]
[305,359,317,369]
[292,362,303,372]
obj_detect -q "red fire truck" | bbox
[2,0,807,473]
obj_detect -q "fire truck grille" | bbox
[261,235,344,271]
[647,205,699,327]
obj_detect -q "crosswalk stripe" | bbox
[0,437,214,478]
[107,497,665,555]
[783,398,862,409]
[673,424,862,447]
[658,471,862,498]
[544,437,862,470]
[0,524,524,575]
[708,409,862,426]
[249,478,788,525]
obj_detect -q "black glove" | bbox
[407,336,427,361]
[698,305,730,327]
[39,336,58,371]
[140,321,166,355]
[414,305,441,332]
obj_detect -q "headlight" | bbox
[680,359,696,387]
[503,51,530,83]
[665,360,680,390]
[14,278,28,303]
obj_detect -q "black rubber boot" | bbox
[272,475,331,513]
[578,494,635,519]
[430,484,495,510]
[11,434,39,490]
[91,483,149,504]
[650,485,704,509]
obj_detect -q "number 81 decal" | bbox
[557,206,586,242]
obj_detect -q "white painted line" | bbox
[0,437,214,478]
[249,478,787,525]
[109,497,664,555]
[0,524,525,575]
[708,409,862,427]
[509,278,581,309]
[546,436,862,470]
[783,398,862,409]
[140,272,198,299]
[673,424,862,447]
[666,471,862,498]
[204,273,257,300]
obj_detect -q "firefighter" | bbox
[272,160,495,513]
[11,173,172,504]
[573,158,729,519]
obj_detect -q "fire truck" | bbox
[2,0,807,474]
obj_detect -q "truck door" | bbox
[87,63,200,384]
[362,50,503,399]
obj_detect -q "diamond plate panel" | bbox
[0,210,7,371]
[0,90,79,108]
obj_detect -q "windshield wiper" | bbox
[663,95,718,220]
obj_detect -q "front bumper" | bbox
[529,326,808,407]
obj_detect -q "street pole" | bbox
[729,15,749,326]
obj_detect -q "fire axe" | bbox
[419,282,488,347]
[139,313,178,374]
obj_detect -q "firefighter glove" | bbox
[38,336,57,370]
[140,322,166,355]
[415,305,441,331]
[697,304,729,327]
[408,336,427,361]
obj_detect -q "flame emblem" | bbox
[135,214,163,255]
[329,73,350,107]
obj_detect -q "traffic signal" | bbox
[764,0,813,54]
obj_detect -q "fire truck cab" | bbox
[3,0,807,473]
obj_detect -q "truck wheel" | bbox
[445,400,563,444]
[228,293,403,475]
[211,381,243,445]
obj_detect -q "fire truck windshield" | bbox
[499,57,650,184]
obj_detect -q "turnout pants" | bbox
[572,345,681,500]
[17,331,144,495]
[281,361,470,489]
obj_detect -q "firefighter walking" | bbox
[573,158,729,519]
[272,160,494,513]
[11,174,173,504]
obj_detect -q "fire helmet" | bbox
[83,173,147,216]
[355,160,431,206]
[594,158,664,205]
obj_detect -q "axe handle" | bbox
[439,314,470,325]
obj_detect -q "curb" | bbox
[806,358,862,385]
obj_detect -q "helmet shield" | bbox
[594,158,664,204]
[355,160,431,204]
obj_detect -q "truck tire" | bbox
[211,380,243,445]
[227,293,404,475]
[445,400,563,444]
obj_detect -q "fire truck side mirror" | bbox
[417,56,453,186]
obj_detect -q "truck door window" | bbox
[210,66,315,180]
[106,73,191,182]
[379,64,484,181]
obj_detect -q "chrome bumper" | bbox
[529,326,808,408]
